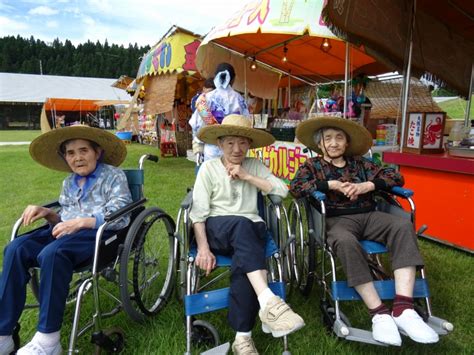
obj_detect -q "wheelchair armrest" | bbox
[266,194,283,206]
[180,190,194,209]
[11,200,61,240]
[390,186,414,198]
[104,198,147,222]
[311,190,326,201]
[42,200,61,209]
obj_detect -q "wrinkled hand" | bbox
[328,181,347,195]
[195,248,216,276]
[226,164,249,181]
[340,182,374,201]
[22,205,51,225]
[52,219,84,239]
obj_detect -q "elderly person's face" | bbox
[217,136,251,165]
[63,139,102,176]
[317,128,349,159]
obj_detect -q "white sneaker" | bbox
[259,296,305,338]
[372,314,402,346]
[393,309,439,344]
[16,341,62,355]
[0,337,15,355]
[232,336,259,355]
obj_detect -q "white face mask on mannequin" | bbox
[214,70,231,89]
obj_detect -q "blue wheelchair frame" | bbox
[289,186,453,346]
[175,191,293,355]
[9,154,176,354]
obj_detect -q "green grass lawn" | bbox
[0,130,41,142]
[0,138,473,354]
[438,96,474,120]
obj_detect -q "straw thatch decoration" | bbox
[144,74,178,115]
[365,77,449,121]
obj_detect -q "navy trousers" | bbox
[205,216,267,332]
[0,225,112,334]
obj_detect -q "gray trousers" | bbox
[326,211,424,287]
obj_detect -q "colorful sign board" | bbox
[250,141,310,184]
[403,112,446,154]
[250,141,399,184]
[137,30,200,78]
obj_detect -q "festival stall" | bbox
[196,0,390,182]
[40,98,100,132]
[324,0,474,252]
[119,26,202,156]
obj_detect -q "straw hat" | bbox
[30,126,127,172]
[296,116,372,156]
[197,114,275,148]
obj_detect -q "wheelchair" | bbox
[9,154,176,354]
[288,186,453,346]
[174,190,294,354]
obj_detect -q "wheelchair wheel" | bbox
[321,302,351,333]
[29,269,90,306]
[119,207,176,322]
[289,200,316,297]
[191,319,220,349]
[93,327,125,354]
[265,200,293,292]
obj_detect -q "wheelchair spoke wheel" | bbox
[265,200,293,294]
[191,320,220,349]
[119,207,176,322]
[175,205,192,302]
[93,327,125,354]
[321,302,351,332]
[289,200,316,297]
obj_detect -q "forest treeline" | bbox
[0,35,150,79]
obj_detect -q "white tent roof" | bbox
[0,72,131,104]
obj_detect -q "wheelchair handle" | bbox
[139,154,159,170]
[147,154,159,163]
[311,190,326,201]
[390,186,414,198]
[267,194,283,206]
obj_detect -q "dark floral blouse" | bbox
[290,156,404,216]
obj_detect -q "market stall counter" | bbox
[383,151,474,253]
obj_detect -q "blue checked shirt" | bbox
[58,163,132,230]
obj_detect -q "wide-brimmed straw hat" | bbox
[30,125,127,172]
[296,116,372,156]
[198,114,275,148]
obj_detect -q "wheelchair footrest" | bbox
[185,282,285,317]
[331,279,430,301]
[201,342,230,355]
[427,316,454,335]
[337,326,388,346]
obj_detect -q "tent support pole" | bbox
[288,71,291,108]
[400,0,416,152]
[343,42,349,118]
[464,63,474,127]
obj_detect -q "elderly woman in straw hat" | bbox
[0,126,132,355]
[190,115,304,354]
[290,117,439,346]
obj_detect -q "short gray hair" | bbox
[313,127,350,145]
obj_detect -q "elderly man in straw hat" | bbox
[0,126,132,355]
[290,117,439,346]
[190,115,304,354]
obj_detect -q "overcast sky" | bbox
[0,0,245,47]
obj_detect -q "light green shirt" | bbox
[190,157,288,223]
